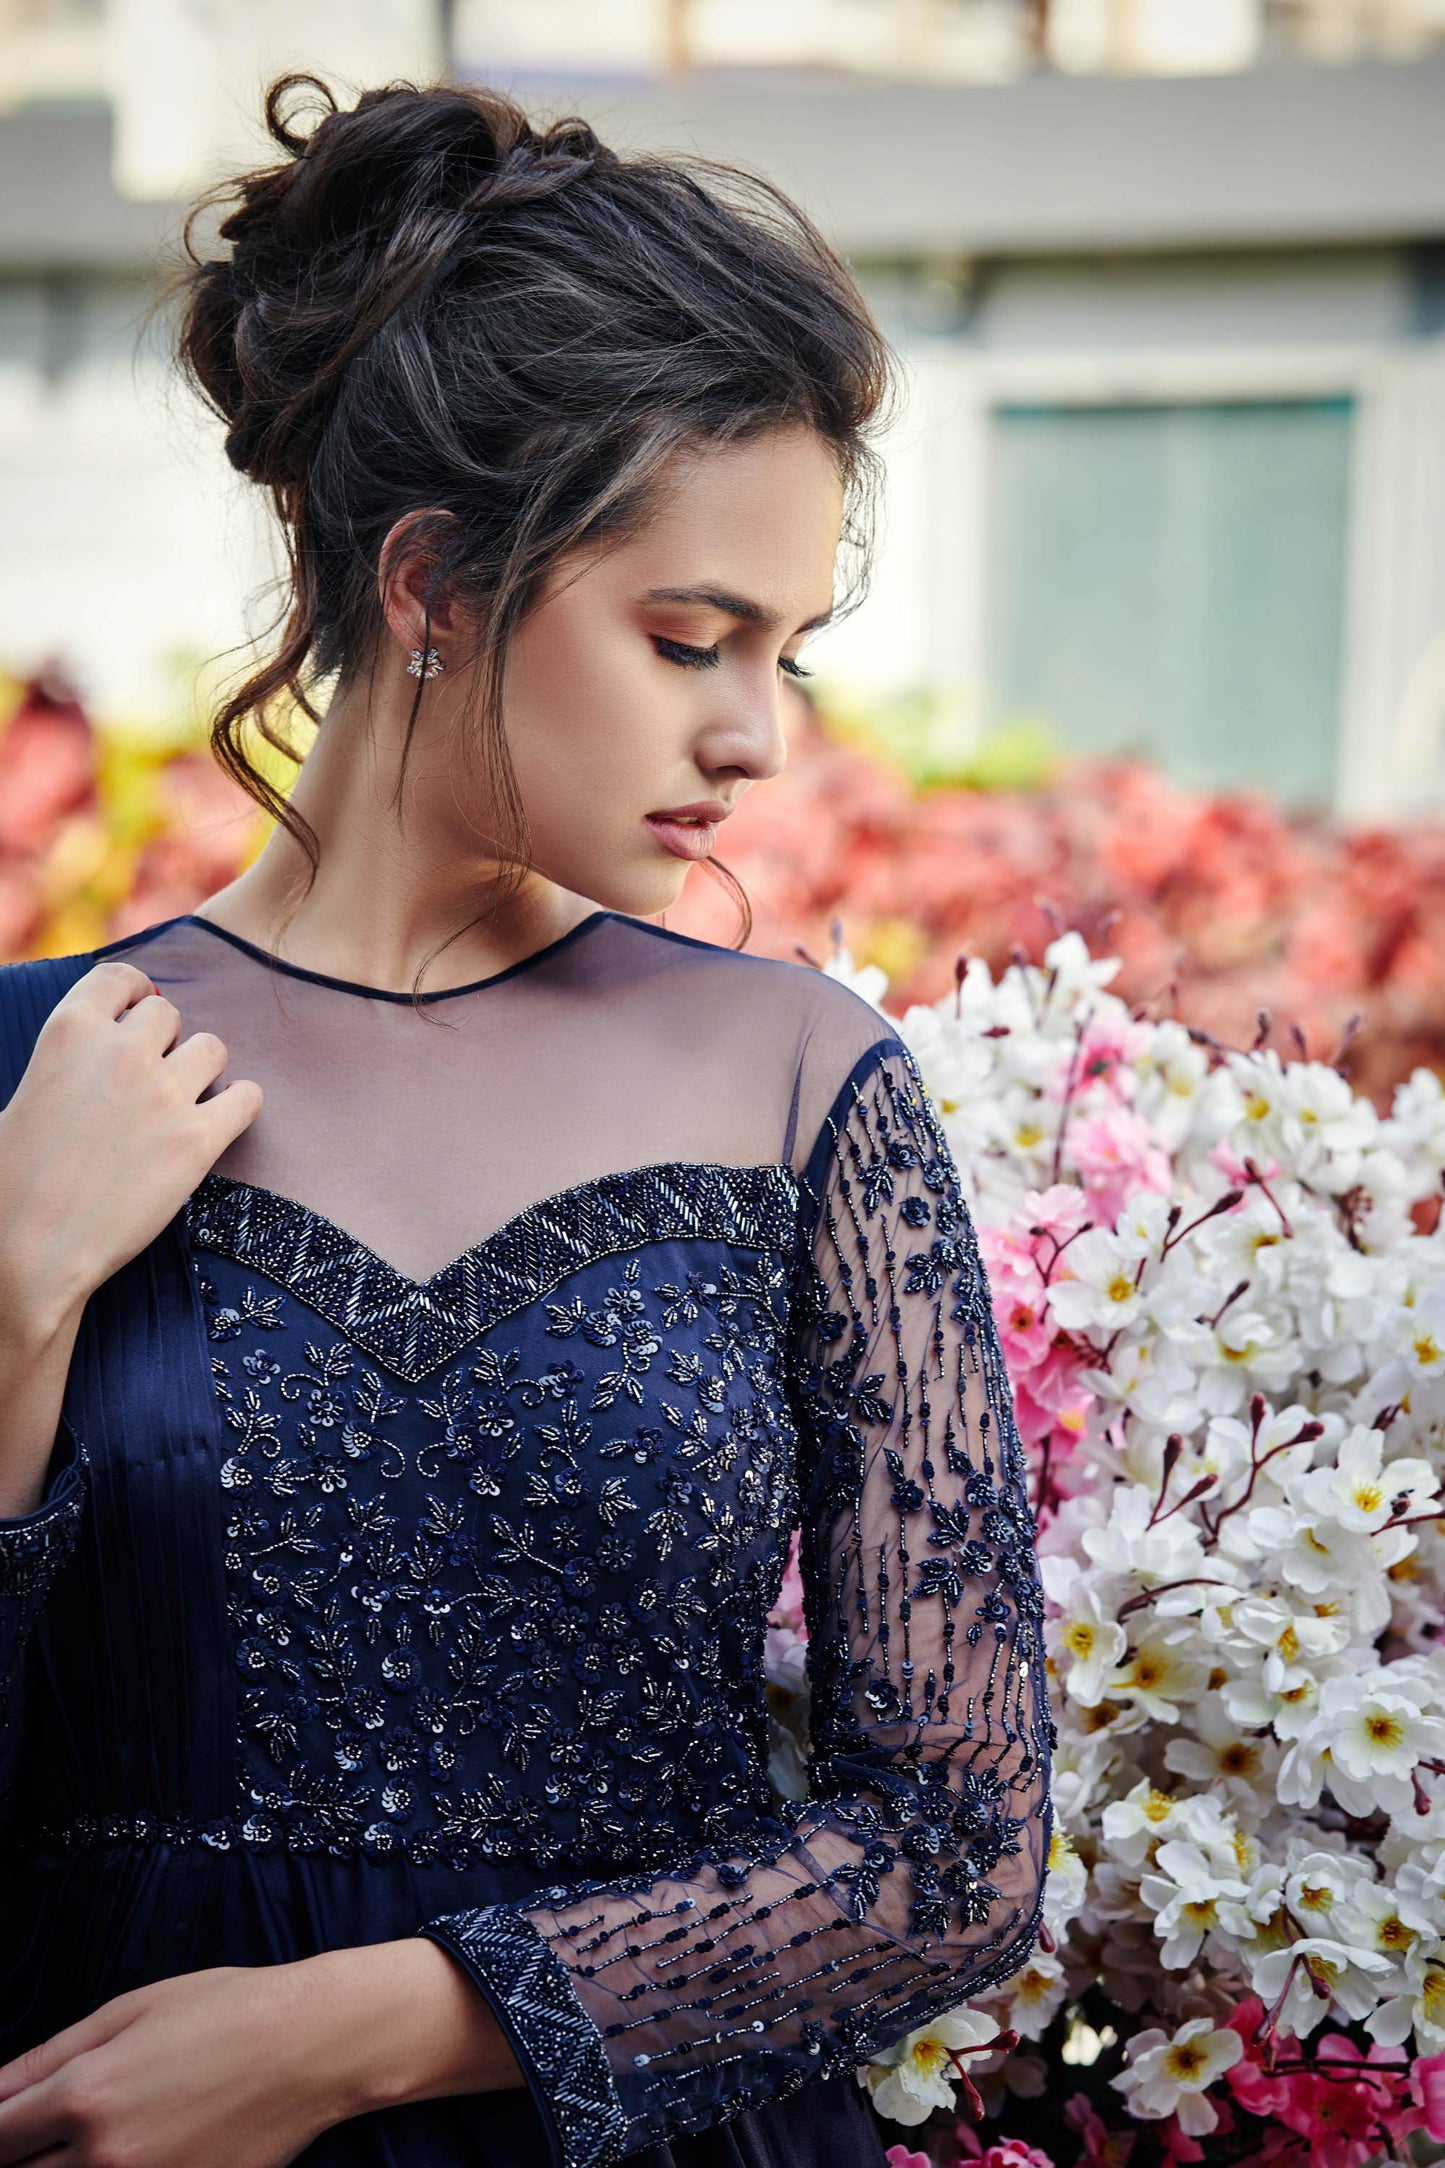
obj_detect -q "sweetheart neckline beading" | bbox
[183,1161,807,1383]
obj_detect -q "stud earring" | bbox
[406,646,445,680]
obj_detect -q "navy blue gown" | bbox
[0,907,1051,2167]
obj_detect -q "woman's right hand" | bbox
[0,960,263,1336]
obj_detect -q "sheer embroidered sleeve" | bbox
[419,1034,1052,2168]
[0,1421,87,1821]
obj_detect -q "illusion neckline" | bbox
[177,907,614,1003]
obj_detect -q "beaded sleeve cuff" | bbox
[419,1905,632,2168]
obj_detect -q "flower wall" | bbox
[762,930,1445,2167]
[0,664,264,962]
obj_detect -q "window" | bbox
[984,395,1354,808]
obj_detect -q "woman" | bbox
[0,72,1051,2168]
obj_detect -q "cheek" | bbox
[505,618,681,822]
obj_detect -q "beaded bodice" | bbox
[184,1163,803,1874]
[0,906,1052,2168]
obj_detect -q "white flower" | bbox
[1216,1593,1351,1683]
[1226,1049,1290,1152]
[1280,1673,1445,1818]
[1383,1067,1445,1191]
[1331,1687,1445,1816]
[1139,1838,1250,1968]
[1006,1949,1070,2040]
[1046,1228,1154,1332]
[1366,1953,1445,2049]
[1108,1635,1206,1724]
[1081,1485,1208,1592]
[1295,1425,1438,1534]
[1110,2018,1243,2133]
[822,946,891,1013]
[1043,1824,1088,1934]
[1193,1196,1295,1294]
[1276,1062,1379,1180]
[856,2007,999,2126]
[1163,1698,1278,1801]
[1101,1779,1187,1868]
[1251,1936,1394,2034]
[1042,1563,1127,1705]
[1335,1878,1434,1985]
[1394,1278,1445,1382]
[1043,929,1122,1006]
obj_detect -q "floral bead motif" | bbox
[184,1169,808,1873]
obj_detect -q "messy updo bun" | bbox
[163,71,892,946]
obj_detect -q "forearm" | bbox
[0,1289,87,1519]
[291,1938,525,2126]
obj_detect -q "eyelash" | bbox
[653,636,813,680]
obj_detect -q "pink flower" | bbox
[1061,2093,1136,2167]
[948,2130,1053,2168]
[885,2150,932,2168]
[769,1530,804,1638]
[979,1190,1101,1453]
[1046,1016,1150,1103]
[1273,2071,1381,2168]
[986,1261,1055,1370]
[1066,1106,1171,1224]
[1224,1997,1295,2120]
[1157,2118,1206,2167]
[1207,1139,1283,1188]
[1408,2048,1445,2140]
[980,1188,1092,1271]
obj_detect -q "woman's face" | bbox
[468,424,845,917]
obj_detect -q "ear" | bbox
[377,508,468,656]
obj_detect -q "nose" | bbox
[702,677,790,791]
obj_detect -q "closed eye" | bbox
[653,636,812,679]
[654,637,720,669]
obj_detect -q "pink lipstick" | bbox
[644,800,733,862]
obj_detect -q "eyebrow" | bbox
[642,584,834,635]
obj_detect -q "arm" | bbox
[0,947,263,1823]
[416,1037,1053,2167]
[0,1155,94,1821]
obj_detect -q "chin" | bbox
[573,858,693,920]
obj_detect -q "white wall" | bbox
[0,279,277,725]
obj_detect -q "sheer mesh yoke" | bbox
[0,907,1051,2168]
[139,908,882,1284]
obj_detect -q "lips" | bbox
[645,801,734,863]
[645,813,720,862]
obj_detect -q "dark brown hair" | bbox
[160,71,892,983]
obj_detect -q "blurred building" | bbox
[2,0,1445,813]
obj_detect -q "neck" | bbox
[193,686,590,995]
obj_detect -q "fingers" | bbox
[0,2059,95,2162]
[0,1997,131,2103]
[137,1028,264,1148]
[197,1077,265,1156]
[160,1029,232,1100]
[67,958,161,1023]
[115,988,183,1056]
